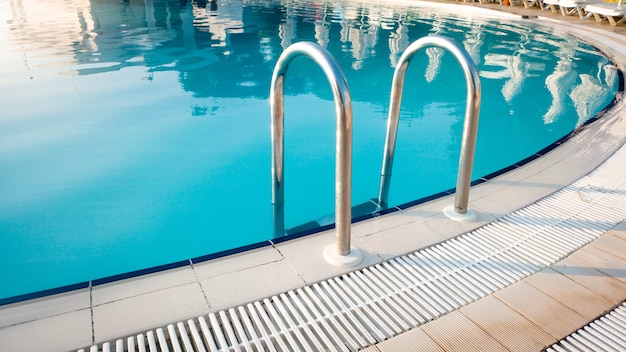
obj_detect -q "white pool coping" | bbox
[1,2,626,351]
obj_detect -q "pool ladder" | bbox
[378,36,482,221]
[270,35,481,267]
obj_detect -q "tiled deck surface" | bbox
[362,223,626,352]
[2,1,626,352]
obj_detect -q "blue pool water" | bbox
[0,0,620,302]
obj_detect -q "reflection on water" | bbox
[544,42,579,124]
[388,22,409,67]
[3,0,618,119]
[0,0,620,301]
[544,59,577,124]
[570,72,614,125]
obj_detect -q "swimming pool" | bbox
[0,0,620,303]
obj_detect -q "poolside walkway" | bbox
[1,1,626,352]
[363,3,626,352]
[363,4,626,351]
[77,133,626,352]
[361,222,626,352]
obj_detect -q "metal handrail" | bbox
[270,41,362,266]
[377,35,481,219]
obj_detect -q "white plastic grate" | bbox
[546,301,626,352]
[79,146,626,352]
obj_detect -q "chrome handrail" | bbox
[270,41,362,266]
[377,35,481,220]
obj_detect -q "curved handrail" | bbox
[377,35,481,219]
[270,41,361,266]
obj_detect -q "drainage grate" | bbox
[546,301,626,352]
[79,147,626,352]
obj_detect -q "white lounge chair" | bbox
[585,1,626,25]
[543,0,562,13]
[543,0,602,18]
[519,0,546,8]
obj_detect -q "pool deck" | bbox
[2,1,626,352]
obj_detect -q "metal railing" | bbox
[377,35,482,221]
[270,41,362,267]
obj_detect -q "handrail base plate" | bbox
[443,205,477,222]
[323,244,363,267]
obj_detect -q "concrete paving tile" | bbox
[607,221,626,241]
[201,260,305,311]
[92,265,197,306]
[461,295,556,351]
[351,209,421,238]
[0,309,92,352]
[401,197,453,220]
[552,256,626,304]
[589,233,626,261]
[523,267,614,320]
[421,310,508,352]
[542,125,620,179]
[357,219,446,260]
[470,178,561,218]
[421,209,496,243]
[273,229,382,284]
[494,281,588,339]
[570,243,626,283]
[468,196,513,222]
[0,288,90,328]
[192,246,284,281]
[376,327,445,352]
[469,143,590,210]
[93,282,209,343]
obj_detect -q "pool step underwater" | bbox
[546,301,626,351]
[286,199,383,235]
[79,145,626,352]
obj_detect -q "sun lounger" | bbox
[519,0,546,8]
[543,0,602,18]
[543,0,562,12]
[584,1,626,25]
